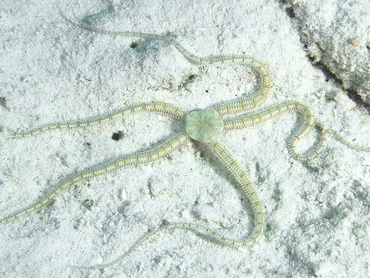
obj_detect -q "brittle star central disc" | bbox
[185,108,224,142]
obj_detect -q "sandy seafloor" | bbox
[1,0,370,277]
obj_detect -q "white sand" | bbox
[1,0,369,277]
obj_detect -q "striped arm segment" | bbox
[8,102,187,138]
[0,132,189,224]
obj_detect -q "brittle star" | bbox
[1,18,370,269]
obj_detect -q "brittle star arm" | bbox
[7,102,187,138]
[223,101,370,161]
[0,132,190,224]
[68,19,271,115]
[87,138,264,269]
[314,122,370,153]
